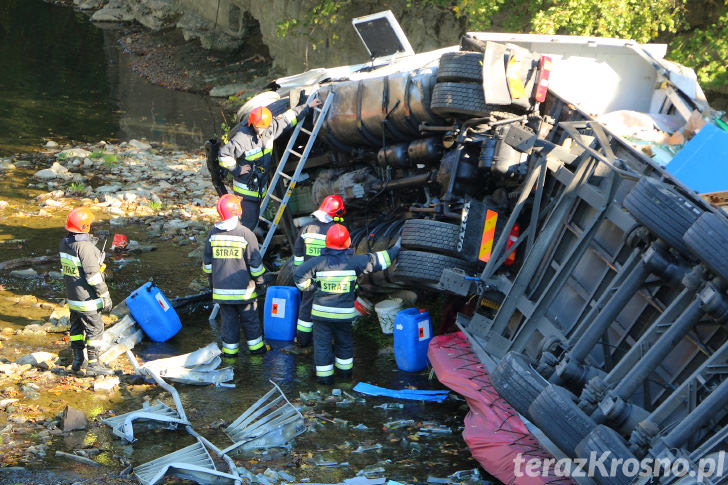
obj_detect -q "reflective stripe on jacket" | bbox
[292,246,399,323]
[292,218,336,266]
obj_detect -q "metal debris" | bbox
[352,443,383,453]
[102,400,189,442]
[373,403,404,410]
[383,419,415,430]
[140,342,233,385]
[133,439,239,485]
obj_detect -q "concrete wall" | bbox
[103,0,465,74]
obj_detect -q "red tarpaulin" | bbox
[428,332,575,485]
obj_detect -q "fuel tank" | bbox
[318,66,442,149]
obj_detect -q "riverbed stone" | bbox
[0,200,9,210]
[45,140,58,148]
[128,139,152,150]
[16,352,57,367]
[58,148,91,159]
[34,162,72,181]
[0,160,16,170]
[61,406,88,432]
[10,268,39,279]
[92,376,120,392]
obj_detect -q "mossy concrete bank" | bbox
[89,0,465,74]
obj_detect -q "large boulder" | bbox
[34,162,72,181]
[15,352,58,368]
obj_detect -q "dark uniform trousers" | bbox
[69,311,104,349]
[312,320,353,378]
[240,198,261,231]
[296,291,315,346]
[219,302,262,351]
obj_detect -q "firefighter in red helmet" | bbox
[60,207,114,376]
[292,195,346,347]
[217,97,322,230]
[293,224,401,384]
[203,194,269,359]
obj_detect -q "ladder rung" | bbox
[268,194,281,203]
[300,128,312,135]
[289,150,303,158]
[259,217,272,225]
[280,173,292,180]
[313,107,322,113]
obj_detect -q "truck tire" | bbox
[622,177,703,255]
[400,219,461,257]
[683,212,728,281]
[490,352,548,420]
[392,250,471,287]
[437,52,483,83]
[528,384,597,455]
[431,82,491,118]
[575,425,636,485]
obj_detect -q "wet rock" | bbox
[49,307,70,326]
[0,398,19,409]
[96,184,123,193]
[61,406,88,432]
[34,162,72,180]
[79,0,103,9]
[58,148,91,159]
[41,199,66,208]
[0,160,16,171]
[128,139,152,150]
[14,160,32,168]
[21,324,46,336]
[45,140,58,148]
[92,376,120,392]
[106,207,125,216]
[0,200,9,210]
[15,352,57,367]
[10,268,39,279]
[209,83,248,97]
[48,271,64,280]
[83,158,94,168]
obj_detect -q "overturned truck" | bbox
[208,11,728,485]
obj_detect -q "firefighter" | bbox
[203,194,268,359]
[292,194,346,347]
[293,224,400,384]
[217,97,322,230]
[60,207,113,376]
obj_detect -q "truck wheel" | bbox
[575,425,636,485]
[683,212,728,281]
[528,384,596,455]
[437,52,483,83]
[431,82,490,118]
[490,352,548,420]
[400,219,461,257]
[622,177,703,255]
[392,250,471,287]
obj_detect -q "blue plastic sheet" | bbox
[353,382,449,402]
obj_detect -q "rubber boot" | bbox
[295,331,312,348]
[250,344,270,355]
[86,349,113,376]
[317,375,334,385]
[335,367,352,381]
[71,348,87,373]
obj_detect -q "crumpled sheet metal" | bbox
[98,315,144,364]
[222,381,305,455]
[102,400,190,443]
[140,342,233,385]
[133,438,239,485]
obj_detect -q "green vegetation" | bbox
[68,181,85,193]
[281,0,727,96]
[148,200,163,212]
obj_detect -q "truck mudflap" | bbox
[428,332,576,485]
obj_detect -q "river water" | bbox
[0,1,483,482]
[0,0,221,156]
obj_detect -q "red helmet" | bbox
[65,207,95,233]
[216,194,242,220]
[325,224,351,250]
[319,195,345,218]
[248,106,272,129]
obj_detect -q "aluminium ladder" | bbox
[257,91,334,256]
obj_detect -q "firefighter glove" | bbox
[100,292,113,313]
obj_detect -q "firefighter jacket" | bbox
[293,210,338,267]
[293,246,399,323]
[218,104,309,201]
[59,233,109,313]
[202,217,266,304]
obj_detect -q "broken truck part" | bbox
[214,11,728,484]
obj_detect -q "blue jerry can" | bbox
[393,308,433,372]
[264,286,300,341]
[125,281,182,342]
